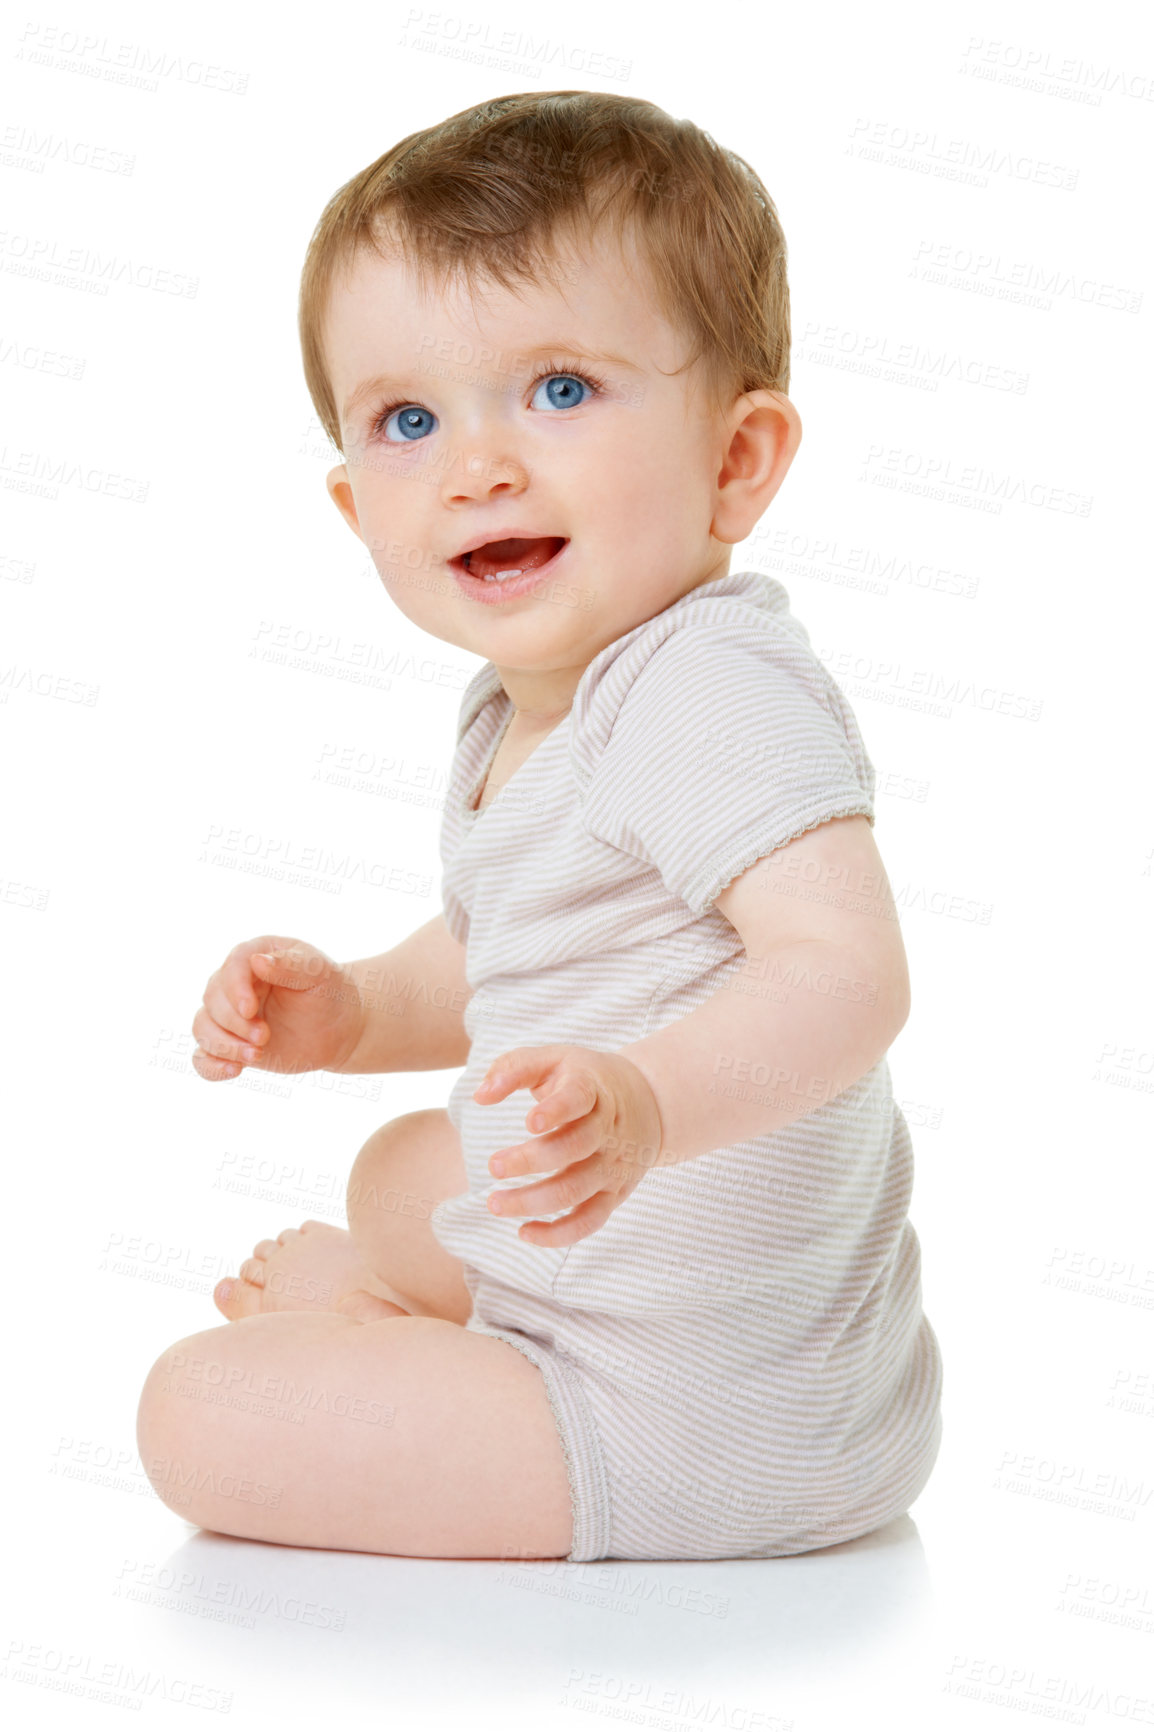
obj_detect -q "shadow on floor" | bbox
[152,1510,933,1707]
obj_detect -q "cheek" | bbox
[356,476,434,557]
[603,418,686,495]
[374,559,455,621]
[581,439,664,525]
[365,513,457,620]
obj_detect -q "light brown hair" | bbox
[299,90,791,455]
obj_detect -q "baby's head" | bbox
[301,91,801,687]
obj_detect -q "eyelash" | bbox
[367,356,608,441]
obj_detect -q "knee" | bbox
[346,1108,444,1229]
[135,1330,224,1517]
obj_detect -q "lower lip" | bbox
[450,542,569,606]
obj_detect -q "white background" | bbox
[3,0,1152,1727]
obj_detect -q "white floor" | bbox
[13,1481,942,1728]
[8,1344,1152,1730]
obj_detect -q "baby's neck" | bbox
[508,699,573,728]
[495,662,587,721]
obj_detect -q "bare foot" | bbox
[213,1219,412,1324]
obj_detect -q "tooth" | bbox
[482,568,524,583]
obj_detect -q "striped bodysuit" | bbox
[431,569,943,1562]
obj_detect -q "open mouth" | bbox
[453,536,568,584]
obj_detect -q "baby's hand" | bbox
[191,936,364,1082]
[473,1046,668,1247]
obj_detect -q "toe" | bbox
[238,1257,267,1286]
[213,1276,264,1320]
[334,1289,410,1323]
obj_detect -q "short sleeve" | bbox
[576,622,875,914]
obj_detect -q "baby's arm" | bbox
[619,814,909,1162]
[335,911,474,1073]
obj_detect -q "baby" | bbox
[137,90,943,1564]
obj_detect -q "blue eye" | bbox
[530,373,591,411]
[368,364,603,443]
[379,404,437,443]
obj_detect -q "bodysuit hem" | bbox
[464,1317,613,1562]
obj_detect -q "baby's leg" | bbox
[136,1311,573,1557]
[345,1108,473,1323]
[142,1109,572,1555]
[213,1108,472,1325]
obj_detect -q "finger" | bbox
[216,936,280,1018]
[204,974,266,1047]
[488,1146,604,1217]
[473,1046,563,1104]
[472,1052,526,1104]
[523,1074,598,1136]
[222,943,284,1024]
[191,1046,242,1082]
[191,1007,264,1066]
[516,1190,617,1248]
[249,946,324,993]
[488,1109,600,1178]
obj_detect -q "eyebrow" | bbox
[341,340,644,423]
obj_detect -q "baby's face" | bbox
[324,221,742,699]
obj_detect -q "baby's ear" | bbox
[712,390,801,545]
[325,464,363,541]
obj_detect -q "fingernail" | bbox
[490,1158,506,1177]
